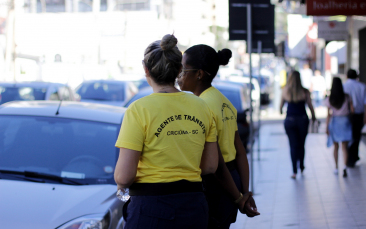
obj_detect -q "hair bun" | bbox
[160,34,178,51]
[217,49,232,65]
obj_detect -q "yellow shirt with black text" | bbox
[200,87,237,163]
[115,92,217,183]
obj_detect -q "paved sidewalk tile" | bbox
[231,123,366,229]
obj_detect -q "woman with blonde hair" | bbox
[114,34,251,229]
[280,71,316,179]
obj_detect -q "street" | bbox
[232,122,366,229]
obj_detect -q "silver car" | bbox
[0,101,126,229]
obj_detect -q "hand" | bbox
[280,110,283,115]
[241,196,260,217]
[237,192,252,213]
[117,184,124,192]
[326,126,329,136]
[312,117,316,121]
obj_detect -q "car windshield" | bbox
[0,115,119,185]
[0,87,47,105]
[217,89,242,111]
[77,82,125,101]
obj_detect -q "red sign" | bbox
[307,0,366,16]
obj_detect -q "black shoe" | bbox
[343,169,348,177]
[301,167,305,174]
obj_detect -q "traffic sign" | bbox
[229,0,275,53]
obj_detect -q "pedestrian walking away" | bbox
[178,44,259,229]
[311,70,327,107]
[113,34,251,229]
[280,71,317,179]
[343,69,366,167]
[326,77,354,177]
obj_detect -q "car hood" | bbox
[0,179,118,229]
[80,99,124,107]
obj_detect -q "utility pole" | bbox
[93,0,100,13]
[73,0,79,12]
[31,0,36,13]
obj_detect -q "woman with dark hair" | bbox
[177,44,259,229]
[325,77,354,177]
[114,35,226,229]
[280,71,316,179]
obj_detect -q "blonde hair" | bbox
[143,34,182,85]
[285,71,305,102]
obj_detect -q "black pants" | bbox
[348,113,364,166]
[123,192,208,229]
[202,169,243,229]
[284,116,309,174]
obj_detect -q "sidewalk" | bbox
[231,123,366,229]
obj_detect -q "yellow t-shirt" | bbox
[115,92,217,183]
[200,87,238,163]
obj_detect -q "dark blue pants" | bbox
[284,116,309,174]
[123,192,208,229]
[203,169,243,229]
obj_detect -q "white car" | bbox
[0,101,126,229]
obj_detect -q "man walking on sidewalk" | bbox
[343,69,366,167]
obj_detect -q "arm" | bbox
[305,90,316,120]
[234,132,249,193]
[114,148,141,189]
[349,96,355,114]
[280,92,285,115]
[326,108,331,136]
[214,143,251,210]
[234,131,260,217]
[200,142,219,175]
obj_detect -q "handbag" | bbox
[309,119,320,133]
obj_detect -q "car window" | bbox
[217,89,242,111]
[77,82,125,101]
[0,115,119,184]
[0,87,47,105]
[58,87,71,101]
[126,82,138,101]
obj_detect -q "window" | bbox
[0,115,119,184]
[0,87,47,105]
[77,82,126,101]
[58,87,71,101]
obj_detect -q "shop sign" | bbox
[318,21,348,41]
[307,0,366,16]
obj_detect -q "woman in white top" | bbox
[325,77,354,177]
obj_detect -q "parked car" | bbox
[0,82,80,105]
[133,78,150,90]
[123,84,251,150]
[0,101,126,229]
[76,80,138,107]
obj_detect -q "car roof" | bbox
[0,81,65,88]
[0,101,126,124]
[213,81,243,91]
[79,80,131,85]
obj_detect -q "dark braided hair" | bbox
[143,34,182,85]
[184,45,232,83]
